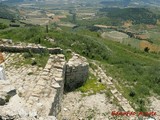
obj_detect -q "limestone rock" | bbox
[0,94,29,119]
[52,82,61,89]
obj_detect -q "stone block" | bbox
[37,79,47,86]
[51,82,61,89]
[65,54,89,91]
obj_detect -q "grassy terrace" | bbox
[77,73,106,96]
[0,26,160,111]
[7,52,49,69]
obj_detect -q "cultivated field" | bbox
[101,31,129,43]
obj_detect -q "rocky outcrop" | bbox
[65,53,89,91]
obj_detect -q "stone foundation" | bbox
[0,45,62,54]
[0,54,66,120]
[65,53,89,91]
[0,51,89,119]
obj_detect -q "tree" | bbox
[0,23,8,29]
[72,13,76,23]
[46,25,48,33]
[129,90,136,97]
[144,47,150,53]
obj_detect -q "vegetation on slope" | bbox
[99,8,159,25]
[0,24,160,111]
[78,73,106,96]
[0,23,8,29]
[0,26,111,61]
[0,4,17,20]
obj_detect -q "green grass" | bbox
[63,49,72,61]
[149,31,160,45]
[0,26,53,48]
[47,30,111,61]
[0,18,11,25]
[0,18,25,28]
[78,73,106,96]
[22,52,49,68]
[67,28,160,111]
[89,62,98,70]
[12,52,49,68]
[122,38,140,49]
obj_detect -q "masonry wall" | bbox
[0,54,66,120]
[0,45,62,54]
[65,54,89,91]
[0,51,89,119]
[49,55,66,117]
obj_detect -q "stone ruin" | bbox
[65,53,89,91]
[0,45,89,120]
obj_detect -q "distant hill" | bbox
[99,7,159,25]
[0,4,18,20]
[100,0,160,7]
[0,0,24,3]
[100,0,131,7]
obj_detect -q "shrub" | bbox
[144,47,150,52]
[23,52,33,59]
[129,90,136,97]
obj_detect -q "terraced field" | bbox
[101,31,129,43]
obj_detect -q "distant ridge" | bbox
[100,0,160,7]
[0,3,17,19]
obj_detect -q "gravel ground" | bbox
[59,92,119,120]
[149,97,160,120]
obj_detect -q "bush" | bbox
[0,23,8,29]
[23,52,33,59]
[129,90,136,97]
[144,47,150,52]
[137,85,150,96]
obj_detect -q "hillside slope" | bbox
[0,4,18,20]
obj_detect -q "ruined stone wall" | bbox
[0,52,89,119]
[0,54,66,120]
[48,55,66,116]
[65,54,89,91]
[0,45,62,54]
[24,54,66,118]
